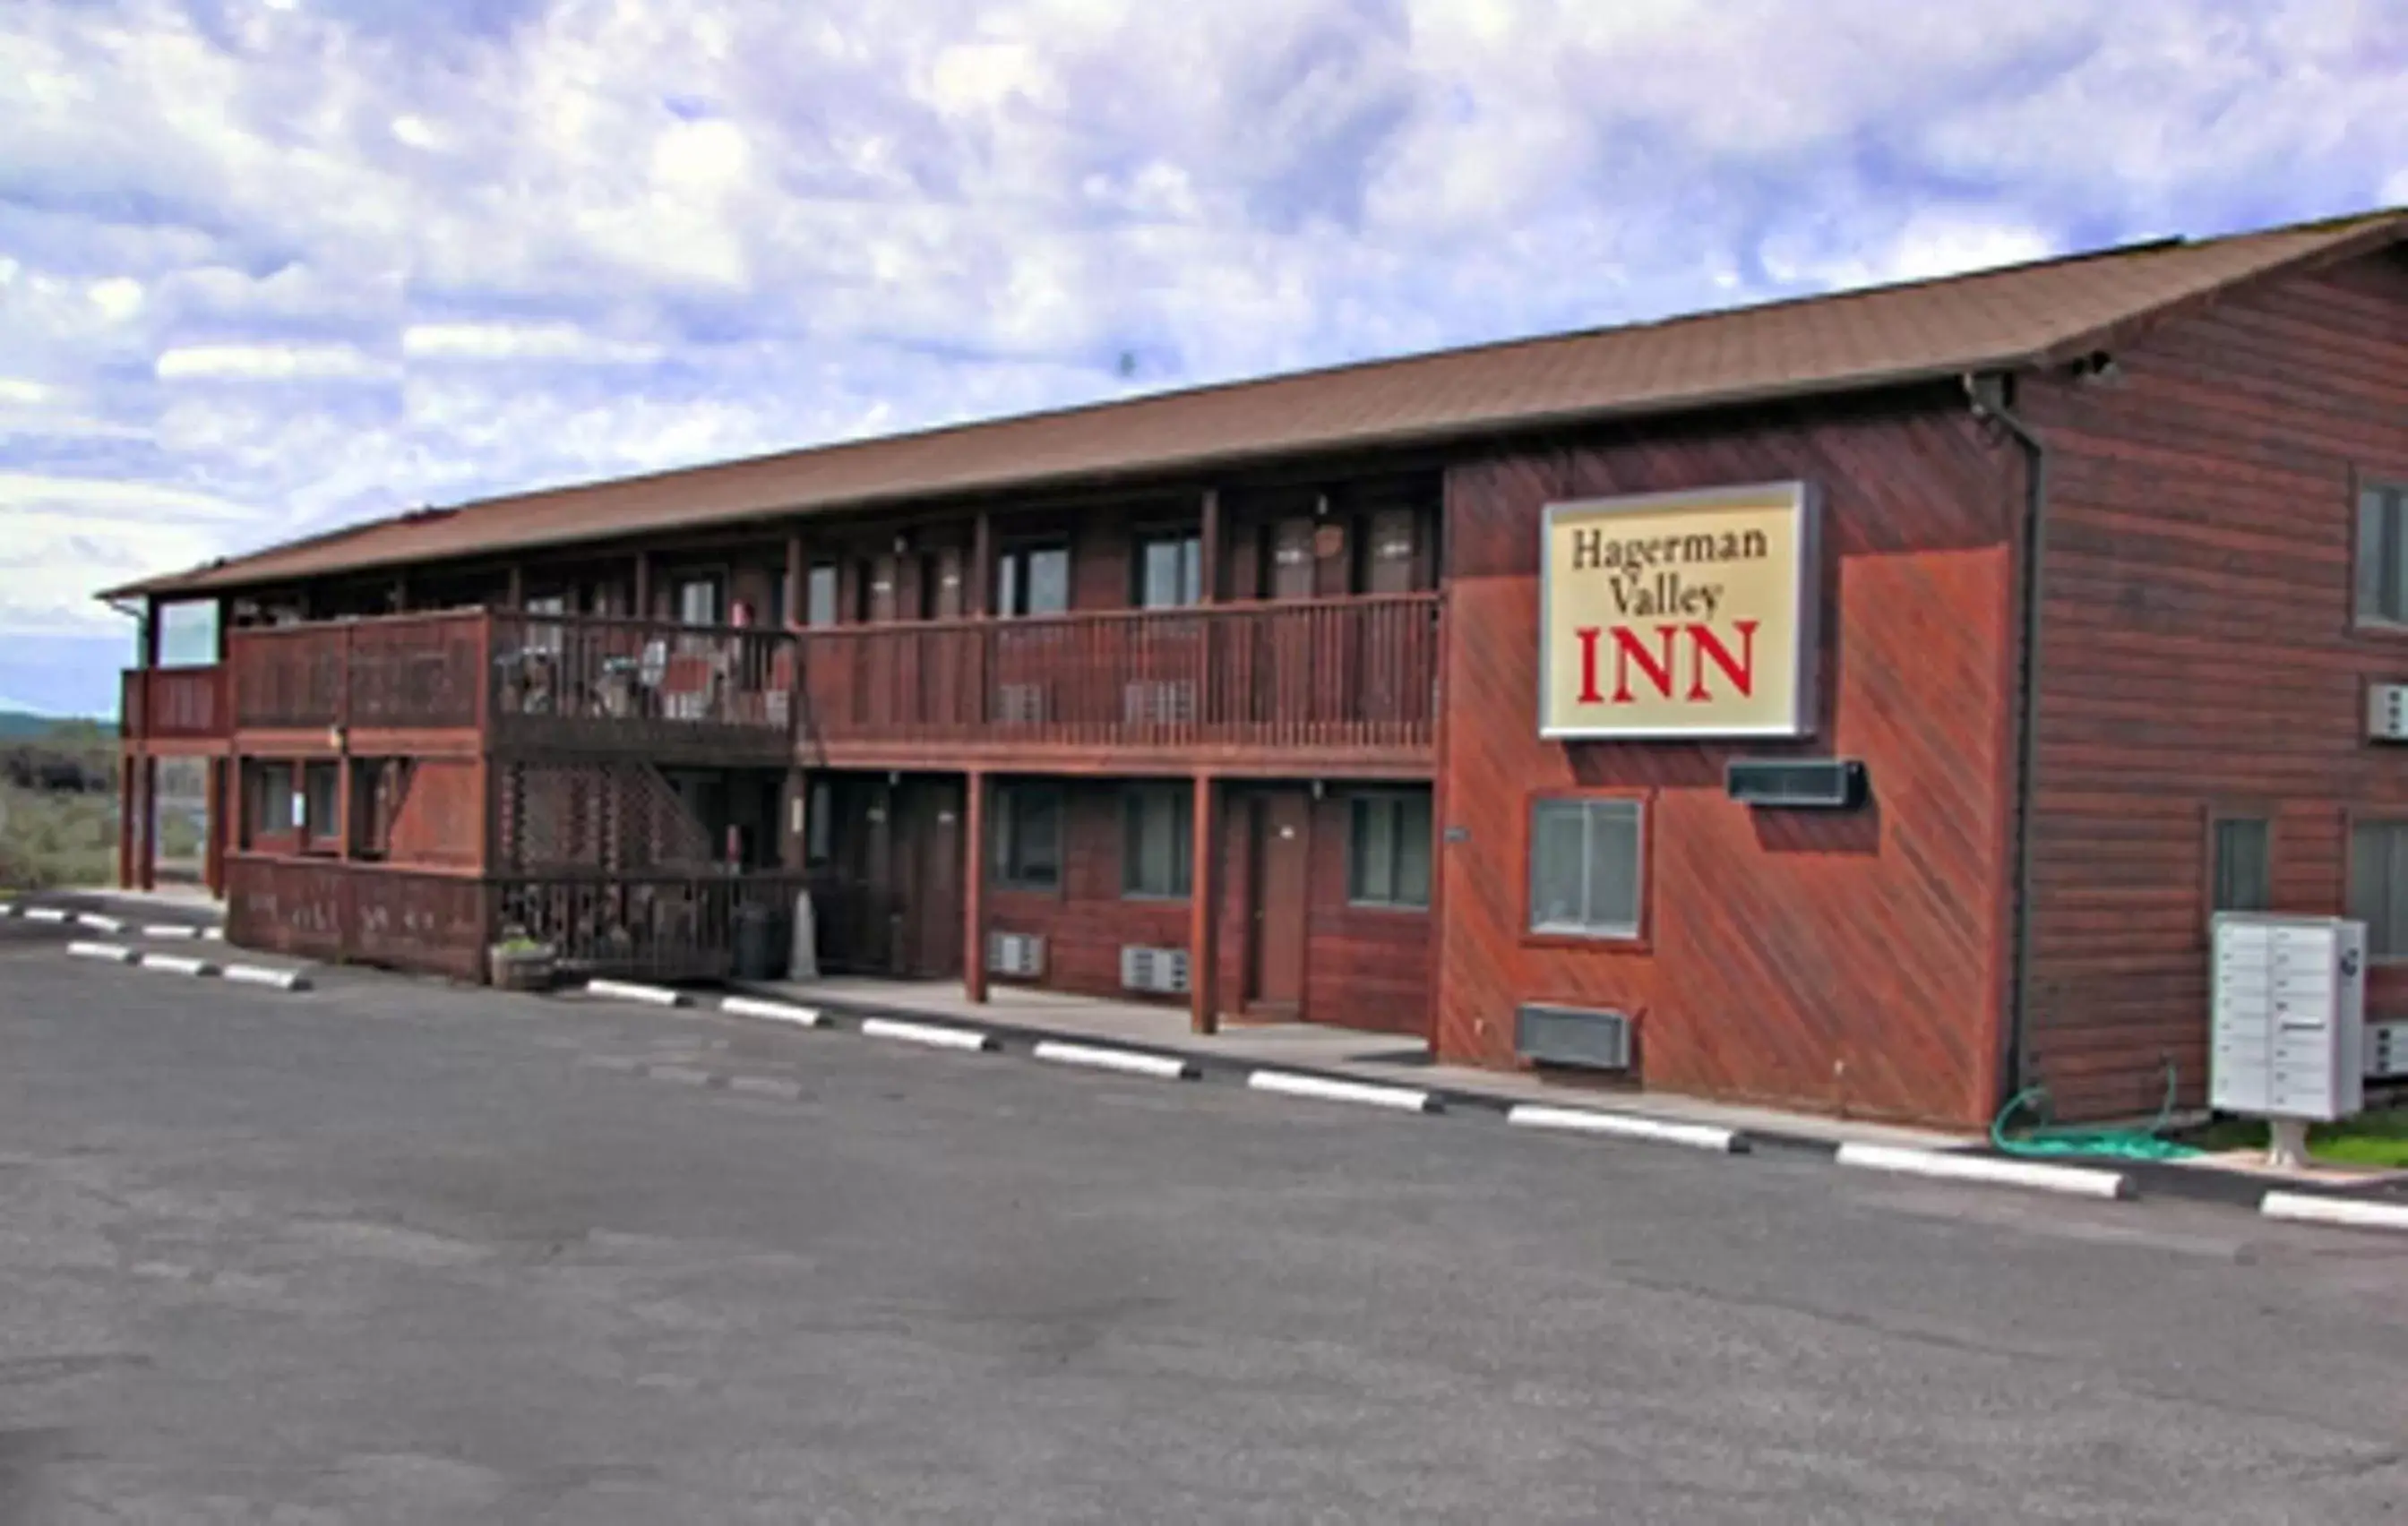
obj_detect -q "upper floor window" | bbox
[804,563,839,627]
[996,544,1070,617]
[2354,482,2408,626]
[675,574,723,627]
[1136,531,1203,609]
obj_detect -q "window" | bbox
[996,544,1070,617]
[1528,796,1644,939]
[156,600,220,669]
[2349,819,2408,958]
[249,761,297,842]
[2209,815,2271,914]
[1348,793,1432,909]
[304,762,340,844]
[805,778,834,868]
[992,784,1064,891]
[1135,531,1203,609]
[805,563,839,627]
[1122,785,1192,898]
[2355,483,2408,626]
[524,591,567,653]
[675,575,723,627]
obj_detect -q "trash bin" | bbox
[732,901,784,982]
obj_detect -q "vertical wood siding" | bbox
[2022,248,2408,1119]
[1432,393,2021,1127]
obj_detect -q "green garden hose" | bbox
[1990,1061,2203,1162]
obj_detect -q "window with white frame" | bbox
[1528,796,1644,939]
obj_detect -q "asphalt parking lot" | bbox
[4,920,2407,1524]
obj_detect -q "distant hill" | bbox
[0,710,116,742]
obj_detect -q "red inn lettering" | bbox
[1574,621,1759,706]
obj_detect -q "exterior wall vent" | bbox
[1726,759,1867,810]
[2369,1019,2408,1079]
[1515,1004,1633,1072]
[1120,945,1191,995]
[2368,683,2408,742]
[987,931,1045,978]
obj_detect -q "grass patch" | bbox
[2177,1110,2408,1170]
[0,784,119,891]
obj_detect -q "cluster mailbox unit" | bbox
[2209,913,2368,1164]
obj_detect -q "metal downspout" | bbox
[1965,372,2050,1108]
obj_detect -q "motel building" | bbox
[107,206,2408,1128]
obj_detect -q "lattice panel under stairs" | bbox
[496,760,715,873]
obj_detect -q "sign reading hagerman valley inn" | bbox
[1539,482,1820,740]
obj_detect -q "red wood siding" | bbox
[2022,247,2408,1119]
[388,759,486,870]
[1431,395,2021,1127]
[1303,791,1432,1037]
[989,784,1191,1004]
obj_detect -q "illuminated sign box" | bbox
[1539,482,1820,740]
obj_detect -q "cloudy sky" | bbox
[3,0,2404,715]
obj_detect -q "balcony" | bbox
[210,610,796,760]
[119,664,230,749]
[796,592,1441,776]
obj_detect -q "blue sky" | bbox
[2,0,2404,717]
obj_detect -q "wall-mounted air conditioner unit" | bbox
[1120,945,1191,995]
[987,930,1045,978]
[995,683,1048,724]
[1122,681,1197,725]
[1514,1004,1633,1072]
[2369,683,2408,742]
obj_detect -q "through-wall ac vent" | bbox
[1120,945,1191,996]
[987,931,1045,978]
[1515,1004,1633,1072]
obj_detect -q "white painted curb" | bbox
[224,964,312,991]
[1247,1070,1439,1114]
[24,907,72,924]
[1508,1103,1742,1153]
[1032,1041,1200,1081]
[0,902,20,918]
[74,912,125,932]
[585,979,687,1007]
[1835,1142,2133,1200]
[142,924,202,940]
[860,1017,998,1053]
[720,996,825,1028]
[2261,1190,2408,1233]
[67,940,138,964]
[199,928,226,940]
[140,953,219,977]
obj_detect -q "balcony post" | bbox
[784,533,804,630]
[141,595,160,670]
[116,756,138,889]
[137,756,159,892]
[204,757,228,896]
[504,563,523,609]
[964,768,989,1004]
[969,511,993,617]
[1189,772,1219,1034]
[1199,488,1222,604]
[632,551,652,622]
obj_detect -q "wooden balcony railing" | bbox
[486,613,795,753]
[120,665,229,743]
[797,592,1441,758]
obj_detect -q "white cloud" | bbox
[400,321,663,364]
[0,378,56,406]
[155,343,396,382]
[87,277,143,321]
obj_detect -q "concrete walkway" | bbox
[747,974,1975,1152]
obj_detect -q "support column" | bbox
[504,563,524,609]
[137,756,159,891]
[969,510,993,617]
[336,754,356,862]
[785,534,805,630]
[964,769,989,1004]
[1199,488,1222,604]
[782,767,808,870]
[1190,773,1220,1034]
[117,757,138,888]
[632,551,652,622]
[203,757,228,896]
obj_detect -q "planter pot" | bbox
[488,947,557,991]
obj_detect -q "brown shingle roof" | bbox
[109,208,2408,599]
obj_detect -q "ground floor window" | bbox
[2348,817,2408,958]
[993,783,1064,892]
[1122,784,1192,898]
[1347,791,1431,909]
[805,778,834,868]
[2209,814,2271,915]
[303,761,340,847]
[1529,795,1644,939]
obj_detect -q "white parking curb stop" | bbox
[74,913,125,932]
[1508,1103,1742,1153]
[2261,1190,2408,1233]
[142,924,203,940]
[585,979,687,1007]
[1836,1142,2133,1200]
[1247,1070,1439,1114]
[140,953,219,977]
[25,907,72,924]
[720,996,825,1028]
[860,1017,997,1053]
[67,940,138,964]
[224,964,313,991]
[1032,1041,1200,1081]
